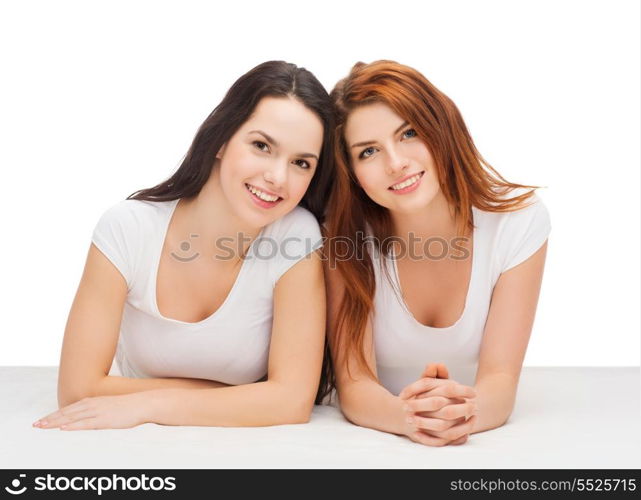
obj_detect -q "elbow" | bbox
[57,377,100,409]
[340,403,364,427]
[500,410,513,428]
[272,411,311,426]
[332,392,364,427]
[273,386,315,425]
[57,390,87,409]
[492,415,511,431]
[332,386,363,423]
[283,399,314,425]
[494,402,515,429]
[289,412,312,425]
[57,380,81,408]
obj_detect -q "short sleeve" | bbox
[91,200,140,290]
[265,206,324,285]
[498,194,552,273]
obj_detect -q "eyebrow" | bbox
[350,121,410,149]
[249,130,319,161]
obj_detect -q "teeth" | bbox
[246,184,279,202]
[391,173,422,190]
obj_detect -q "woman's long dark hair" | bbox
[127,61,335,404]
[127,60,334,223]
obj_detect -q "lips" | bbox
[388,171,425,190]
[244,182,284,209]
[244,183,283,202]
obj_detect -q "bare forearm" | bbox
[143,380,312,427]
[59,375,228,407]
[93,374,229,395]
[339,380,407,435]
[471,372,518,434]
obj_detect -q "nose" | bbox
[263,160,288,190]
[385,145,409,176]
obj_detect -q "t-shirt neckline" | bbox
[151,198,263,326]
[389,207,478,331]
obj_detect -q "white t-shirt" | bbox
[371,190,552,394]
[91,198,323,385]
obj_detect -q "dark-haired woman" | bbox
[323,60,551,446]
[33,61,333,430]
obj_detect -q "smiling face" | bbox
[215,95,324,228]
[344,102,441,215]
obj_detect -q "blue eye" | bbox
[294,159,311,170]
[359,146,377,159]
[253,141,269,152]
[402,128,417,139]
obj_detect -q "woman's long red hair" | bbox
[322,60,540,391]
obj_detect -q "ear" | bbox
[215,143,227,159]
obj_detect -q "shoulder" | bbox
[261,205,324,285]
[477,188,552,274]
[94,198,172,234]
[93,199,139,237]
[96,198,149,223]
[500,188,551,236]
[91,198,177,290]
[264,205,323,243]
[91,199,159,291]
[474,187,551,231]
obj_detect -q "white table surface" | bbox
[1,366,639,469]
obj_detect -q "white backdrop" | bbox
[1,0,638,367]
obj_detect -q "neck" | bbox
[177,163,261,261]
[390,189,460,241]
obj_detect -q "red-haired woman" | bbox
[323,60,551,446]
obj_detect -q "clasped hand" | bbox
[399,363,478,447]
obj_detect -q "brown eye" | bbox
[253,141,269,152]
[293,159,311,169]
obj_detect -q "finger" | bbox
[449,434,469,446]
[408,431,451,447]
[428,415,477,442]
[415,390,467,406]
[399,378,459,400]
[35,408,96,429]
[420,396,467,407]
[420,363,440,379]
[33,401,93,429]
[436,363,449,379]
[409,414,457,433]
[415,393,468,411]
[404,396,452,413]
[420,383,476,400]
[60,417,99,431]
[420,402,477,421]
[419,363,449,380]
[420,364,437,379]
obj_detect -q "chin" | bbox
[239,209,275,229]
[242,203,290,229]
[390,192,437,214]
